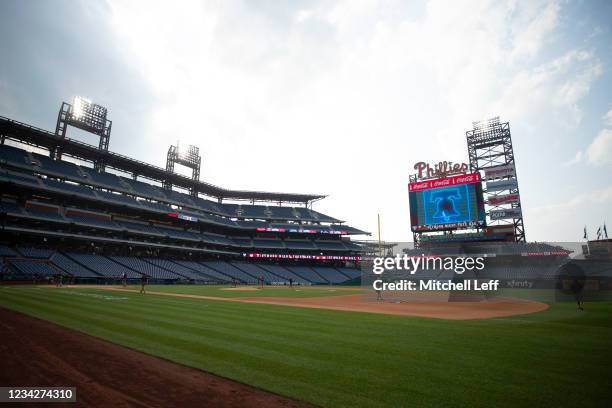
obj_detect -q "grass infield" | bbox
[0,285,610,407]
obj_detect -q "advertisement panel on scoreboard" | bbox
[409,173,486,232]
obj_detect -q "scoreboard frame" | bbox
[409,172,486,233]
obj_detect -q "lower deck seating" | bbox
[0,244,18,257]
[9,259,59,277]
[285,266,329,284]
[202,261,258,284]
[312,266,353,283]
[173,261,232,282]
[231,262,287,284]
[51,253,100,278]
[144,258,216,282]
[256,264,310,284]
[66,253,140,278]
[109,256,183,280]
[335,267,361,279]
[3,248,360,284]
[17,247,54,258]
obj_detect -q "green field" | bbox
[120,284,361,298]
[0,286,610,407]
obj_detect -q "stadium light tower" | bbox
[466,116,526,242]
[164,143,202,196]
[52,96,112,171]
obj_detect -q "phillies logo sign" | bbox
[414,161,469,180]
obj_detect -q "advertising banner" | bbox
[488,193,520,205]
[486,225,515,234]
[484,164,515,180]
[486,179,518,192]
[409,172,481,192]
[489,208,522,220]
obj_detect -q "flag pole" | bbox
[378,213,382,257]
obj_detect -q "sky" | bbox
[0,0,611,242]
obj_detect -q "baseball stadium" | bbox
[0,99,611,407]
[1,2,612,407]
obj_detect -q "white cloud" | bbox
[563,150,583,166]
[585,128,612,166]
[604,107,612,126]
[527,186,612,240]
[104,0,604,241]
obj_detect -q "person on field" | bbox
[376,288,383,301]
[259,275,264,289]
[140,273,148,294]
[122,271,127,288]
[571,278,584,311]
[0,262,7,284]
[289,277,293,288]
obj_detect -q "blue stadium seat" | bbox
[201,261,257,283]
[173,261,232,282]
[120,177,168,200]
[335,267,361,279]
[0,170,41,187]
[95,190,141,207]
[165,190,196,207]
[138,200,173,213]
[109,256,182,280]
[285,266,328,284]
[9,259,59,277]
[23,206,68,223]
[43,179,96,197]
[193,198,225,215]
[158,227,202,242]
[231,237,253,247]
[80,167,133,192]
[314,241,347,250]
[255,264,310,284]
[51,253,100,278]
[231,262,287,284]
[252,239,285,249]
[284,240,316,249]
[67,213,121,230]
[0,144,32,168]
[118,221,164,236]
[311,267,350,283]
[66,253,140,278]
[143,258,216,282]
[17,247,54,258]
[31,153,83,180]
[0,244,18,257]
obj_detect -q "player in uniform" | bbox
[140,274,148,294]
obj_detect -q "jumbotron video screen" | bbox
[409,173,486,232]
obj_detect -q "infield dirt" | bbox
[92,286,548,320]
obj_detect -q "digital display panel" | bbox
[409,173,486,232]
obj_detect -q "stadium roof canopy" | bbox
[0,116,326,204]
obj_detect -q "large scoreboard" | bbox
[409,172,486,232]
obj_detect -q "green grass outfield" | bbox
[121,284,361,298]
[0,285,610,408]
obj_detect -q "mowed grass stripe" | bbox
[0,290,406,404]
[0,286,608,404]
[0,287,610,408]
[0,288,391,406]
